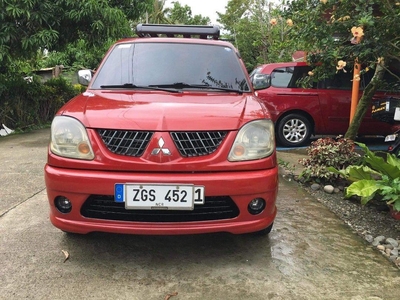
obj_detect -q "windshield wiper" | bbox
[100,83,181,93]
[149,82,244,94]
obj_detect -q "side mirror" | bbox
[78,70,93,86]
[252,74,270,90]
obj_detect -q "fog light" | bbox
[248,198,266,215]
[55,196,72,213]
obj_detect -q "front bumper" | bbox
[45,165,278,235]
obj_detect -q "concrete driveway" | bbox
[1,129,399,300]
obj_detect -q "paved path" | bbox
[1,129,399,300]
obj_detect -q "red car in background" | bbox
[250,62,400,147]
[44,24,278,236]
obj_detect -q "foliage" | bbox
[0,0,152,74]
[282,0,400,140]
[0,75,80,129]
[218,0,297,71]
[329,142,400,211]
[145,0,171,24]
[39,39,115,71]
[299,136,362,183]
[168,2,210,25]
[143,1,210,25]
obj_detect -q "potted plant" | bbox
[329,142,400,219]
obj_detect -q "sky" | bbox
[164,0,229,25]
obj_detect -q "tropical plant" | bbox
[299,136,362,183]
[329,142,400,212]
[146,0,171,24]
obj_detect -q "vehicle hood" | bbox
[60,90,269,131]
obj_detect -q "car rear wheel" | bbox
[276,114,312,147]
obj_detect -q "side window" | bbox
[270,66,312,88]
[320,67,370,90]
[270,67,293,88]
[288,66,313,88]
[325,69,353,90]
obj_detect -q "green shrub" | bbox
[299,136,362,183]
[0,76,80,130]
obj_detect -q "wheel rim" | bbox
[282,118,308,144]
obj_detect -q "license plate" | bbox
[385,134,397,142]
[114,183,205,210]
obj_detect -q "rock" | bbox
[372,236,386,247]
[377,245,386,251]
[396,257,400,267]
[365,235,374,243]
[323,185,334,194]
[310,183,321,191]
[390,248,399,257]
[333,187,341,194]
[384,243,394,250]
[385,238,399,248]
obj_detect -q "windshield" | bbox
[91,42,251,92]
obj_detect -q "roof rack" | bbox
[136,24,220,40]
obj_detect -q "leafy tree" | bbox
[110,0,153,21]
[146,0,171,24]
[144,1,210,25]
[40,38,115,71]
[218,0,295,70]
[0,0,152,74]
[168,2,210,25]
[283,0,400,140]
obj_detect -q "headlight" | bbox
[228,120,275,161]
[50,116,94,160]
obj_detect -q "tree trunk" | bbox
[344,61,386,140]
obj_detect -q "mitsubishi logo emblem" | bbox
[151,137,171,156]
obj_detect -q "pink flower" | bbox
[270,18,278,26]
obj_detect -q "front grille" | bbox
[170,131,227,157]
[98,129,153,157]
[81,195,239,222]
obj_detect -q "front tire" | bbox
[276,114,312,147]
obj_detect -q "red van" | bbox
[44,24,278,236]
[250,62,400,147]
